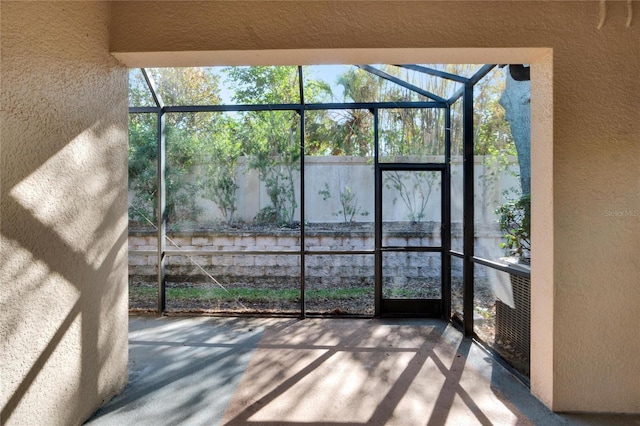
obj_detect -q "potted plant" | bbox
[494,193,531,361]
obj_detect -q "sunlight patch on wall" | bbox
[9,121,124,268]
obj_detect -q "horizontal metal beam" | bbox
[378,163,447,171]
[305,250,374,256]
[164,104,302,113]
[394,64,469,84]
[131,247,456,256]
[358,65,448,103]
[306,101,446,110]
[129,250,157,256]
[164,249,301,256]
[132,66,490,113]
[132,249,378,256]
[380,247,443,252]
[161,101,447,114]
[450,251,532,277]
[129,106,161,114]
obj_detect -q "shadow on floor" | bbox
[86,317,640,426]
[85,316,268,425]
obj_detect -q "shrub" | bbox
[495,193,530,259]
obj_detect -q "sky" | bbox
[131,64,500,106]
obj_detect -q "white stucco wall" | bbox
[109,1,639,413]
[1,3,129,425]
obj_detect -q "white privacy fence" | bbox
[129,155,521,264]
[139,155,520,226]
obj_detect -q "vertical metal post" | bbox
[141,68,167,315]
[442,106,452,319]
[298,66,306,319]
[462,83,474,335]
[373,108,382,317]
[157,110,166,314]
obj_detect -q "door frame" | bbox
[373,107,452,318]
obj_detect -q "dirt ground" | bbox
[129,279,373,315]
[129,276,529,376]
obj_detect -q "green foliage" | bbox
[305,109,373,157]
[447,66,515,159]
[239,110,301,227]
[353,67,447,221]
[224,66,300,104]
[199,119,242,224]
[473,70,515,157]
[472,68,519,199]
[128,65,518,232]
[128,114,202,228]
[225,67,305,227]
[128,113,158,223]
[495,193,531,258]
[304,68,379,157]
[128,68,221,229]
[374,65,461,159]
[136,68,221,106]
[253,206,280,226]
[319,182,369,223]
[379,108,445,159]
[164,126,204,228]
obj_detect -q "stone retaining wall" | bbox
[129,224,501,285]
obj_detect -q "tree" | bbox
[128,68,222,228]
[199,116,242,224]
[128,112,159,225]
[238,109,301,226]
[224,66,332,226]
[127,64,520,229]
[496,65,531,259]
[499,65,531,196]
[299,67,380,157]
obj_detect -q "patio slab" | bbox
[86,316,640,426]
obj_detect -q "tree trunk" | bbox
[499,67,531,196]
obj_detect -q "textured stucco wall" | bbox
[109,1,640,413]
[1,3,129,425]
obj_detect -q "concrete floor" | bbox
[86,316,640,426]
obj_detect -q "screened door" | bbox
[376,166,448,317]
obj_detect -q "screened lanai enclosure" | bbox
[128,64,531,375]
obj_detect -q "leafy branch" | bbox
[319,182,369,223]
[384,171,437,223]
